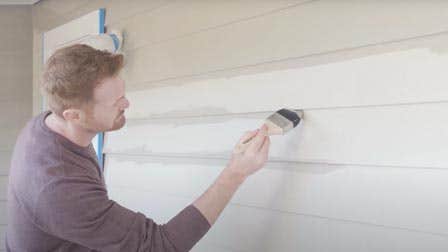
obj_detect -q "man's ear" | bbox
[61,108,82,122]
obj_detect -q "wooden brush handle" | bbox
[233,122,281,154]
[233,135,257,154]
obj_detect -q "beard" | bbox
[109,111,126,131]
[80,109,126,133]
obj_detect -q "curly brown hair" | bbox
[41,44,124,117]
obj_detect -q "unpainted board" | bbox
[120,1,448,85]
[0,151,12,176]
[0,176,7,200]
[0,225,5,251]
[33,0,169,31]
[0,100,31,129]
[0,53,33,102]
[0,201,7,225]
[122,45,448,119]
[110,0,310,51]
[0,6,31,53]
[0,127,22,152]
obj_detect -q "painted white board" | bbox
[105,102,448,169]
[107,186,448,252]
[105,155,448,236]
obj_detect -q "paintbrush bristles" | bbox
[265,113,293,135]
[264,109,303,135]
[234,108,303,154]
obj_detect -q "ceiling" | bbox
[0,0,40,4]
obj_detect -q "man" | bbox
[6,44,270,251]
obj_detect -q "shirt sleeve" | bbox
[33,175,211,252]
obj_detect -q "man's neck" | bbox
[45,112,96,148]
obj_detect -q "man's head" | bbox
[41,44,130,133]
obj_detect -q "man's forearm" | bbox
[193,164,246,225]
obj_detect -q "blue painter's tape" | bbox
[99,8,105,34]
[110,34,120,52]
[97,132,104,170]
[97,8,106,170]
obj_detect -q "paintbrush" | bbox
[234,108,304,154]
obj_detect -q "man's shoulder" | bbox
[11,112,62,172]
[9,110,94,195]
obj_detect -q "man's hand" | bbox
[226,124,271,180]
[193,124,271,225]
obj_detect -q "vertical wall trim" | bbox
[97,8,106,169]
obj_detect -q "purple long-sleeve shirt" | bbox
[6,111,211,251]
